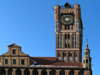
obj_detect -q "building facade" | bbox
[0,2,92,75]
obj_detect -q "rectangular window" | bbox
[60,34,62,48]
[13,50,16,54]
[21,59,24,65]
[58,34,63,48]
[86,59,88,63]
[72,34,74,48]
[13,59,16,64]
[5,59,8,64]
[58,34,60,48]
[75,34,77,48]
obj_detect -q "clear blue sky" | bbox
[0,0,99,75]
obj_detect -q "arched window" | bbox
[50,70,56,75]
[60,70,65,75]
[68,51,72,62]
[79,71,84,75]
[41,70,47,75]
[69,71,74,75]
[74,52,77,62]
[57,52,61,61]
[63,52,66,62]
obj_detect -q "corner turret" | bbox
[83,41,92,69]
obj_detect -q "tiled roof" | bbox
[31,57,83,68]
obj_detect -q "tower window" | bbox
[5,59,8,64]
[63,52,66,62]
[86,59,88,63]
[74,52,77,62]
[72,34,74,48]
[65,34,67,48]
[68,51,72,62]
[21,59,25,65]
[75,34,77,48]
[57,52,61,61]
[13,49,16,54]
[68,25,70,29]
[83,60,85,63]
[58,34,63,48]
[13,59,16,64]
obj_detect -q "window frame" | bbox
[12,49,16,54]
[21,59,25,65]
[13,59,16,64]
[5,59,8,64]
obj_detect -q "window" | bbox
[21,59,24,65]
[65,34,67,47]
[57,52,61,61]
[69,71,74,75]
[75,34,77,48]
[83,60,85,63]
[72,34,74,48]
[13,50,16,54]
[58,34,63,48]
[13,59,16,64]
[86,59,88,63]
[63,52,66,62]
[74,52,77,62]
[69,52,72,62]
[5,59,8,64]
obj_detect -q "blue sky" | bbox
[0,0,99,75]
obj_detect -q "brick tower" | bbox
[54,2,83,62]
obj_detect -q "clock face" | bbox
[61,15,74,25]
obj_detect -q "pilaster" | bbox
[70,33,72,48]
[84,70,91,75]
[65,70,70,75]
[20,69,25,75]
[5,68,9,75]
[29,69,34,75]
[12,68,17,75]
[72,51,74,62]
[61,51,63,61]
[75,70,80,75]
[46,69,51,75]
[56,70,61,75]
[66,51,69,62]
[38,69,42,75]
[63,33,65,48]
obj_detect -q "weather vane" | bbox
[86,35,88,45]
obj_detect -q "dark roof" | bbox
[8,43,21,47]
[31,57,83,68]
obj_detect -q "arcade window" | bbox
[13,49,16,54]
[21,59,24,65]
[13,59,16,64]
[5,59,8,64]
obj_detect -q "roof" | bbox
[8,43,21,47]
[31,57,83,68]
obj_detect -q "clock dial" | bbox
[61,15,74,25]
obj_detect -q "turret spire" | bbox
[86,36,89,49]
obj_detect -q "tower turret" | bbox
[83,42,92,69]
